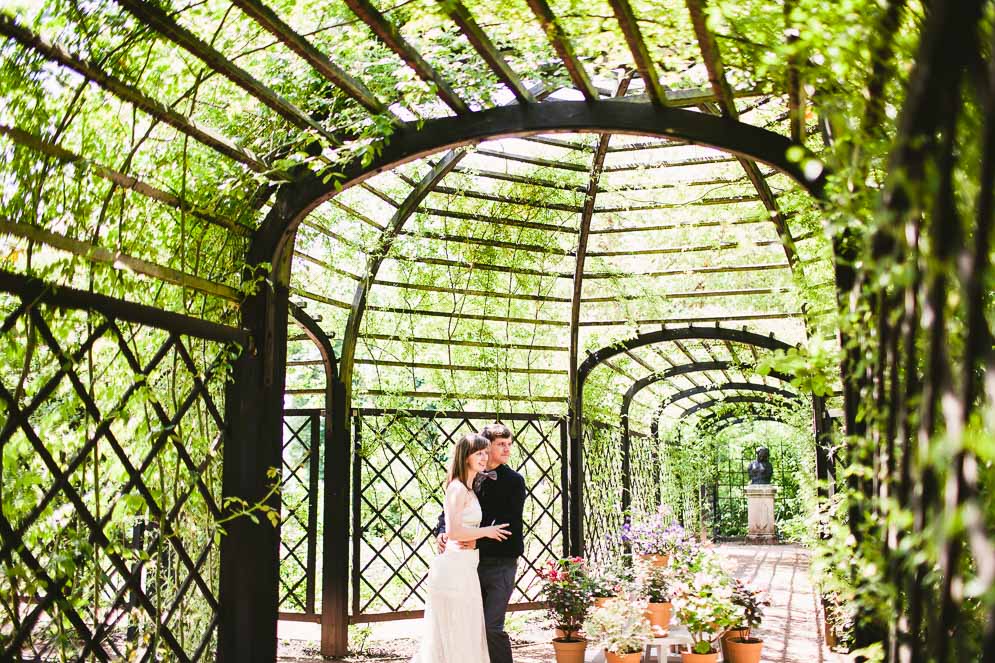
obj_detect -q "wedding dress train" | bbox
[412,482,490,663]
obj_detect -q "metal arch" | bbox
[572,325,795,553]
[663,382,800,410]
[290,302,339,382]
[653,383,800,440]
[250,99,827,266]
[681,394,799,419]
[578,326,795,387]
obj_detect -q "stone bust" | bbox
[747,447,773,484]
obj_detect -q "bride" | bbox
[414,433,511,663]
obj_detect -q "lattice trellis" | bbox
[582,422,624,565]
[351,411,565,617]
[0,294,230,661]
[278,411,323,615]
[628,432,661,521]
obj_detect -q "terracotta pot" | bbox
[721,627,750,658]
[638,553,670,568]
[593,596,611,608]
[605,651,642,663]
[644,601,672,634]
[554,627,584,640]
[724,637,763,663]
[552,637,587,663]
[680,651,718,663]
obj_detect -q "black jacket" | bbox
[434,464,527,559]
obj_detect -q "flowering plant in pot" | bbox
[540,557,592,663]
[635,559,673,635]
[722,579,770,663]
[583,596,652,663]
[587,569,617,608]
[671,555,743,663]
[621,506,687,566]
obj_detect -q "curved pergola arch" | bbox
[251,99,827,266]
[682,394,799,419]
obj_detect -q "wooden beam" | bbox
[474,147,589,172]
[0,14,263,171]
[429,185,582,213]
[606,0,667,106]
[449,165,589,192]
[352,390,567,403]
[113,0,341,144]
[523,0,599,100]
[588,217,767,234]
[290,287,353,310]
[0,270,246,343]
[523,136,593,152]
[684,0,803,272]
[353,358,566,375]
[327,199,385,230]
[436,0,536,103]
[229,0,398,120]
[372,278,571,303]
[364,305,569,326]
[603,153,738,172]
[417,206,575,233]
[0,125,253,236]
[684,0,737,117]
[292,250,362,281]
[361,333,565,352]
[359,182,400,207]
[579,312,804,326]
[0,220,241,302]
[343,0,470,114]
[580,286,792,303]
[593,194,761,214]
[585,237,787,257]
[397,229,571,255]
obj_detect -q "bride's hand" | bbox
[482,523,511,541]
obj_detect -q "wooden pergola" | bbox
[2,0,993,662]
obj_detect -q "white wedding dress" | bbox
[413,481,490,663]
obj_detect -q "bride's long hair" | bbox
[446,433,490,489]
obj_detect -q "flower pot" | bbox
[721,627,750,658]
[605,651,642,663]
[554,627,584,640]
[725,637,763,663]
[644,601,671,634]
[593,596,610,608]
[638,553,670,568]
[552,637,587,663]
[680,651,718,663]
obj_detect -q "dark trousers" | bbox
[477,557,517,663]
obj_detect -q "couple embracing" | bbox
[412,423,527,663]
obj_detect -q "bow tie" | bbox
[473,470,497,492]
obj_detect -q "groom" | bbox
[435,422,527,663]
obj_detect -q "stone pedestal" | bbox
[744,484,778,543]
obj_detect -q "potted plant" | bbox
[540,557,592,663]
[635,560,673,635]
[621,506,688,567]
[722,579,770,663]
[587,569,617,608]
[671,558,743,663]
[583,596,652,663]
